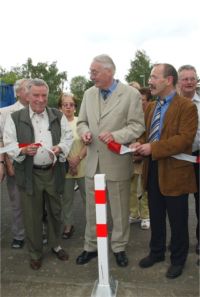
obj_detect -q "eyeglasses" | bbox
[62,103,75,108]
[88,70,101,76]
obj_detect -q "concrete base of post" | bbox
[91,276,118,297]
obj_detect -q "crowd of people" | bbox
[0,55,199,280]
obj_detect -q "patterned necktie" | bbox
[148,100,165,142]
[101,89,110,100]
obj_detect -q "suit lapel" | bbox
[162,95,178,131]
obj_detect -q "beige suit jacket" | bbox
[77,82,145,181]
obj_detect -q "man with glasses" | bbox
[76,54,145,267]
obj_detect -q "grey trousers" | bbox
[6,175,25,241]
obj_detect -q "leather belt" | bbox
[33,164,53,170]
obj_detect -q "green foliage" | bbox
[125,50,152,87]
[70,76,93,113]
[0,67,21,85]
[1,58,67,107]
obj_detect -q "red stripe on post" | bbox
[95,190,106,204]
[96,224,108,237]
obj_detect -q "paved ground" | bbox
[1,180,199,297]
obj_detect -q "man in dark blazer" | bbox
[130,63,198,278]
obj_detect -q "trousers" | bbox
[6,175,25,240]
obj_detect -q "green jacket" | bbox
[11,107,66,195]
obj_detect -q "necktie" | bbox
[148,100,165,142]
[101,89,110,100]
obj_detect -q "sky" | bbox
[1,0,199,89]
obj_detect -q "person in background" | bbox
[76,54,145,267]
[178,65,200,266]
[129,81,141,90]
[130,63,198,278]
[3,78,73,270]
[129,87,152,230]
[58,93,86,239]
[0,78,30,249]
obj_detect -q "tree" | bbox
[70,76,93,112]
[0,67,21,85]
[1,58,68,107]
[125,50,152,87]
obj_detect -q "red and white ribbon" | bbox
[0,143,57,164]
[107,141,200,164]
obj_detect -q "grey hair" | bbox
[92,54,116,75]
[27,78,49,93]
[178,65,197,76]
[14,78,31,95]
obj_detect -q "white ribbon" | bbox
[0,143,57,164]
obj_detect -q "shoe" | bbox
[114,251,128,267]
[166,264,184,279]
[141,219,150,230]
[52,248,69,261]
[129,216,141,224]
[11,239,24,249]
[30,259,42,270]
[197,259,200,266]
[62,226,75,239]
[139,255,165,268]
[76,250,98,265]
[196,243,200,255]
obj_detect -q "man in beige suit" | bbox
[76,54,145,267]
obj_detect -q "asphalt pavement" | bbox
[1,180,199,297]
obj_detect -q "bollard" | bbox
[91,174,118,297]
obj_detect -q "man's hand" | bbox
[82,132,92,145]
[98,131,114,144]
[136,143,152,156]
[51,145,61,156]
[21,144,39,156]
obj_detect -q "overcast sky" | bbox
[1,0,199,88]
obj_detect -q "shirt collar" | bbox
[29,106,47,119]
[193,91,200,103]
[158,91,176,104]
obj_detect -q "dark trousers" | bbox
[193,150,199,244]
[147,159,189,266]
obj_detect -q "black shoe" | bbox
[166,264,184,279]
[114,251,128,267]
[139,255,165,268]
[76,250,97,265]
[11,239,24,249]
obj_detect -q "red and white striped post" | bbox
[91,174,118,297]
